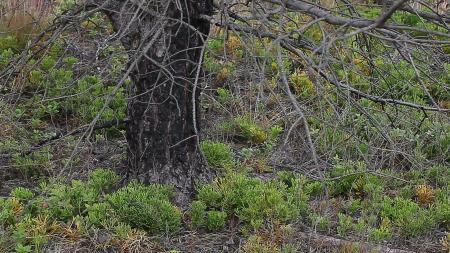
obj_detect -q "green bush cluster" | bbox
[327,158,384,197]
[1,35,126,126]
[325,160,450,240]
[190,172,313,232]
[235,117,269,144]
[201,140,234,168]
[380,197,435,237]
[108,182,181,233]
[28,55,126,123]
[0,169,182,252]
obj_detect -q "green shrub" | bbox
[242,235,281,253]
[201,140,234,168]
[206,211,227,231]
[380,197,436,236]
[328,159,383,197]
[0,198,18,226]
[337,213,353,236]
[434,192,450,227]
[108,182,181,234]
[427,166,450,188]
[217,88,232,104]
[190,200,207,228]
[235,117,268,144]
[15,243,32,253]
[194,173,305,231]
[309,213,331,232]
[41,180,99,221]
[88,168,119,193]
[86,202,112,226]
[269,125,283,141]
[11,188,34,202]
[369,226,391,242]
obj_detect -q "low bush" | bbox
[201,140,234,168]
[108,182,181,234]
[0,168,181,252]
[191,173,311,231]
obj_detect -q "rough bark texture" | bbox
[101,0,213,204]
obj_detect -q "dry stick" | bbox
[192,40,207,161]
[324,0,408,49]
[264,0,450,38]
[268,162,410,183]
[276,47,319,166]
[204,16,449,113]
[275,41,319,167]
[294,230,417,253]
[0,118,128,159]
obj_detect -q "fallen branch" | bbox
[294,230,417,253]
[0,118,128,159]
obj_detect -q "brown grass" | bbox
[0,0,53,45]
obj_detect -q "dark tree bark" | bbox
[99,0,214,204]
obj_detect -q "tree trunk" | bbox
[103,0,214,204]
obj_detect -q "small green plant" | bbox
[201,140,234,168]
[11,187,34,201]
[269,125,283,141]
[194,173,306,231]
[86,202,111,226]
[354,217,366,235]
[242,235,281,253]
[15,243,32,253]
[345,198,362,215]
[337,213,353,236]
[0,168,184,252]
[190,200,207,228]
[217,88,232,104]
[235,117,268,144]
[309,213,331,232]
[380,197,435,237]
[108,182,181,234]
[368,218,391,242]
[88,168,119,193]
[205,211,227,231]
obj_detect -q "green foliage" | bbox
[380,197,435,236]
[434,189,450,227]
[0,169,182,252]
[217,88,232,104]
[205,211,227,231]
[15,243,32,253]
[201,140,234,168]
[2,44,127,128]
[337,213,353,236]
[427,165,450,188]
[0,48,15,68]
[369,226,391,242]
[11,187,34,201]
[327,159,381,196]
[345,198,362,215]
[12,147,53,178]
[86,202,111,226]
[88,168,119,193]
[269,125,283,141]
[194,173,309,231]
[108,182,181,234]
[235,117,268,144]
[190,200,207,229]
[309,213,331,231]
[242,235,281,253]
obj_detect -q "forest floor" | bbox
[1,6,450,253]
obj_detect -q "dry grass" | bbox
[0,0,52,40]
